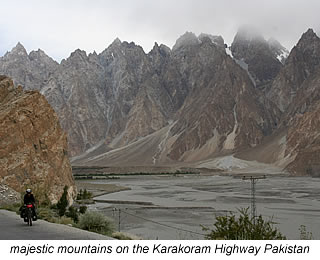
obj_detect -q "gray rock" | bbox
[231,25,285,90]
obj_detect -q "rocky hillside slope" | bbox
[266,29,320,112]
[0,76,76,204]
[238,29,320,176]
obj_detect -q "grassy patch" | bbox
[37,207,58,222]
[0,203,21,214]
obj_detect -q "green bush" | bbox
[77,211,114,236]
[56,216,74,225]
[204,208,286,240]
[37,207,74,225]
[37,207,58,222]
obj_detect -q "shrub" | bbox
[37,207,58,222]
[57,216,74,225]
[37,207,74,225]
[77,211,114,236]
[204,208,286,240]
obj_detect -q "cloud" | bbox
[0,0,319,61]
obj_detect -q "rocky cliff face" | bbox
[241,29,320,176]
[231,26,287,90]
[284,100,320,176]
[0,184,21,205]
[0,43,58,91]
[267,29,320,112]
[0,76,76,204]
[163,37,280,161]
[279,39,320,175]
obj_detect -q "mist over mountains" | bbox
[1,27,320,176]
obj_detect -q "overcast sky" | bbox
[0,0,319,61]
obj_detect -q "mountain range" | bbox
[1,27,320,176]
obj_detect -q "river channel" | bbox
[87,175,320,239]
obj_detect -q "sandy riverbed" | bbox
[81,174,320,239]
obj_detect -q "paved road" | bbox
[0,210,113,240]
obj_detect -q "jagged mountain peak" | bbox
[266,28,320,112]
[29,48,58,64]
[14,41,27,51]
[296,28,320,49]
[301,28,317,39]
[90,50,98,56]
[198,33,225,48]
[71,48,87,56]
[231,26,283,89]
[268,38,289,64]
[268,37,283,48]
[149,42,171,56]
[107,38,144,54]
[112,37,122,46]
[231,26,269,55]
[151,42,160,51]
[68,49,88,60]
[159,44,171,53]
[59,49,89,68]
[4,42,28,58]
[87,51,101,65]
[289,28,320,65]
[172,31,200,51]
[234,25,265,43]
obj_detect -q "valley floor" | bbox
[75,163,320,239]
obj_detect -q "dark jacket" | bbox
[24,193,35,205]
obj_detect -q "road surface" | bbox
[0,210,113,240]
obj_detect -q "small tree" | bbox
[56,186,69,217]
[76,189,83,200]
[204,208,286,240]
